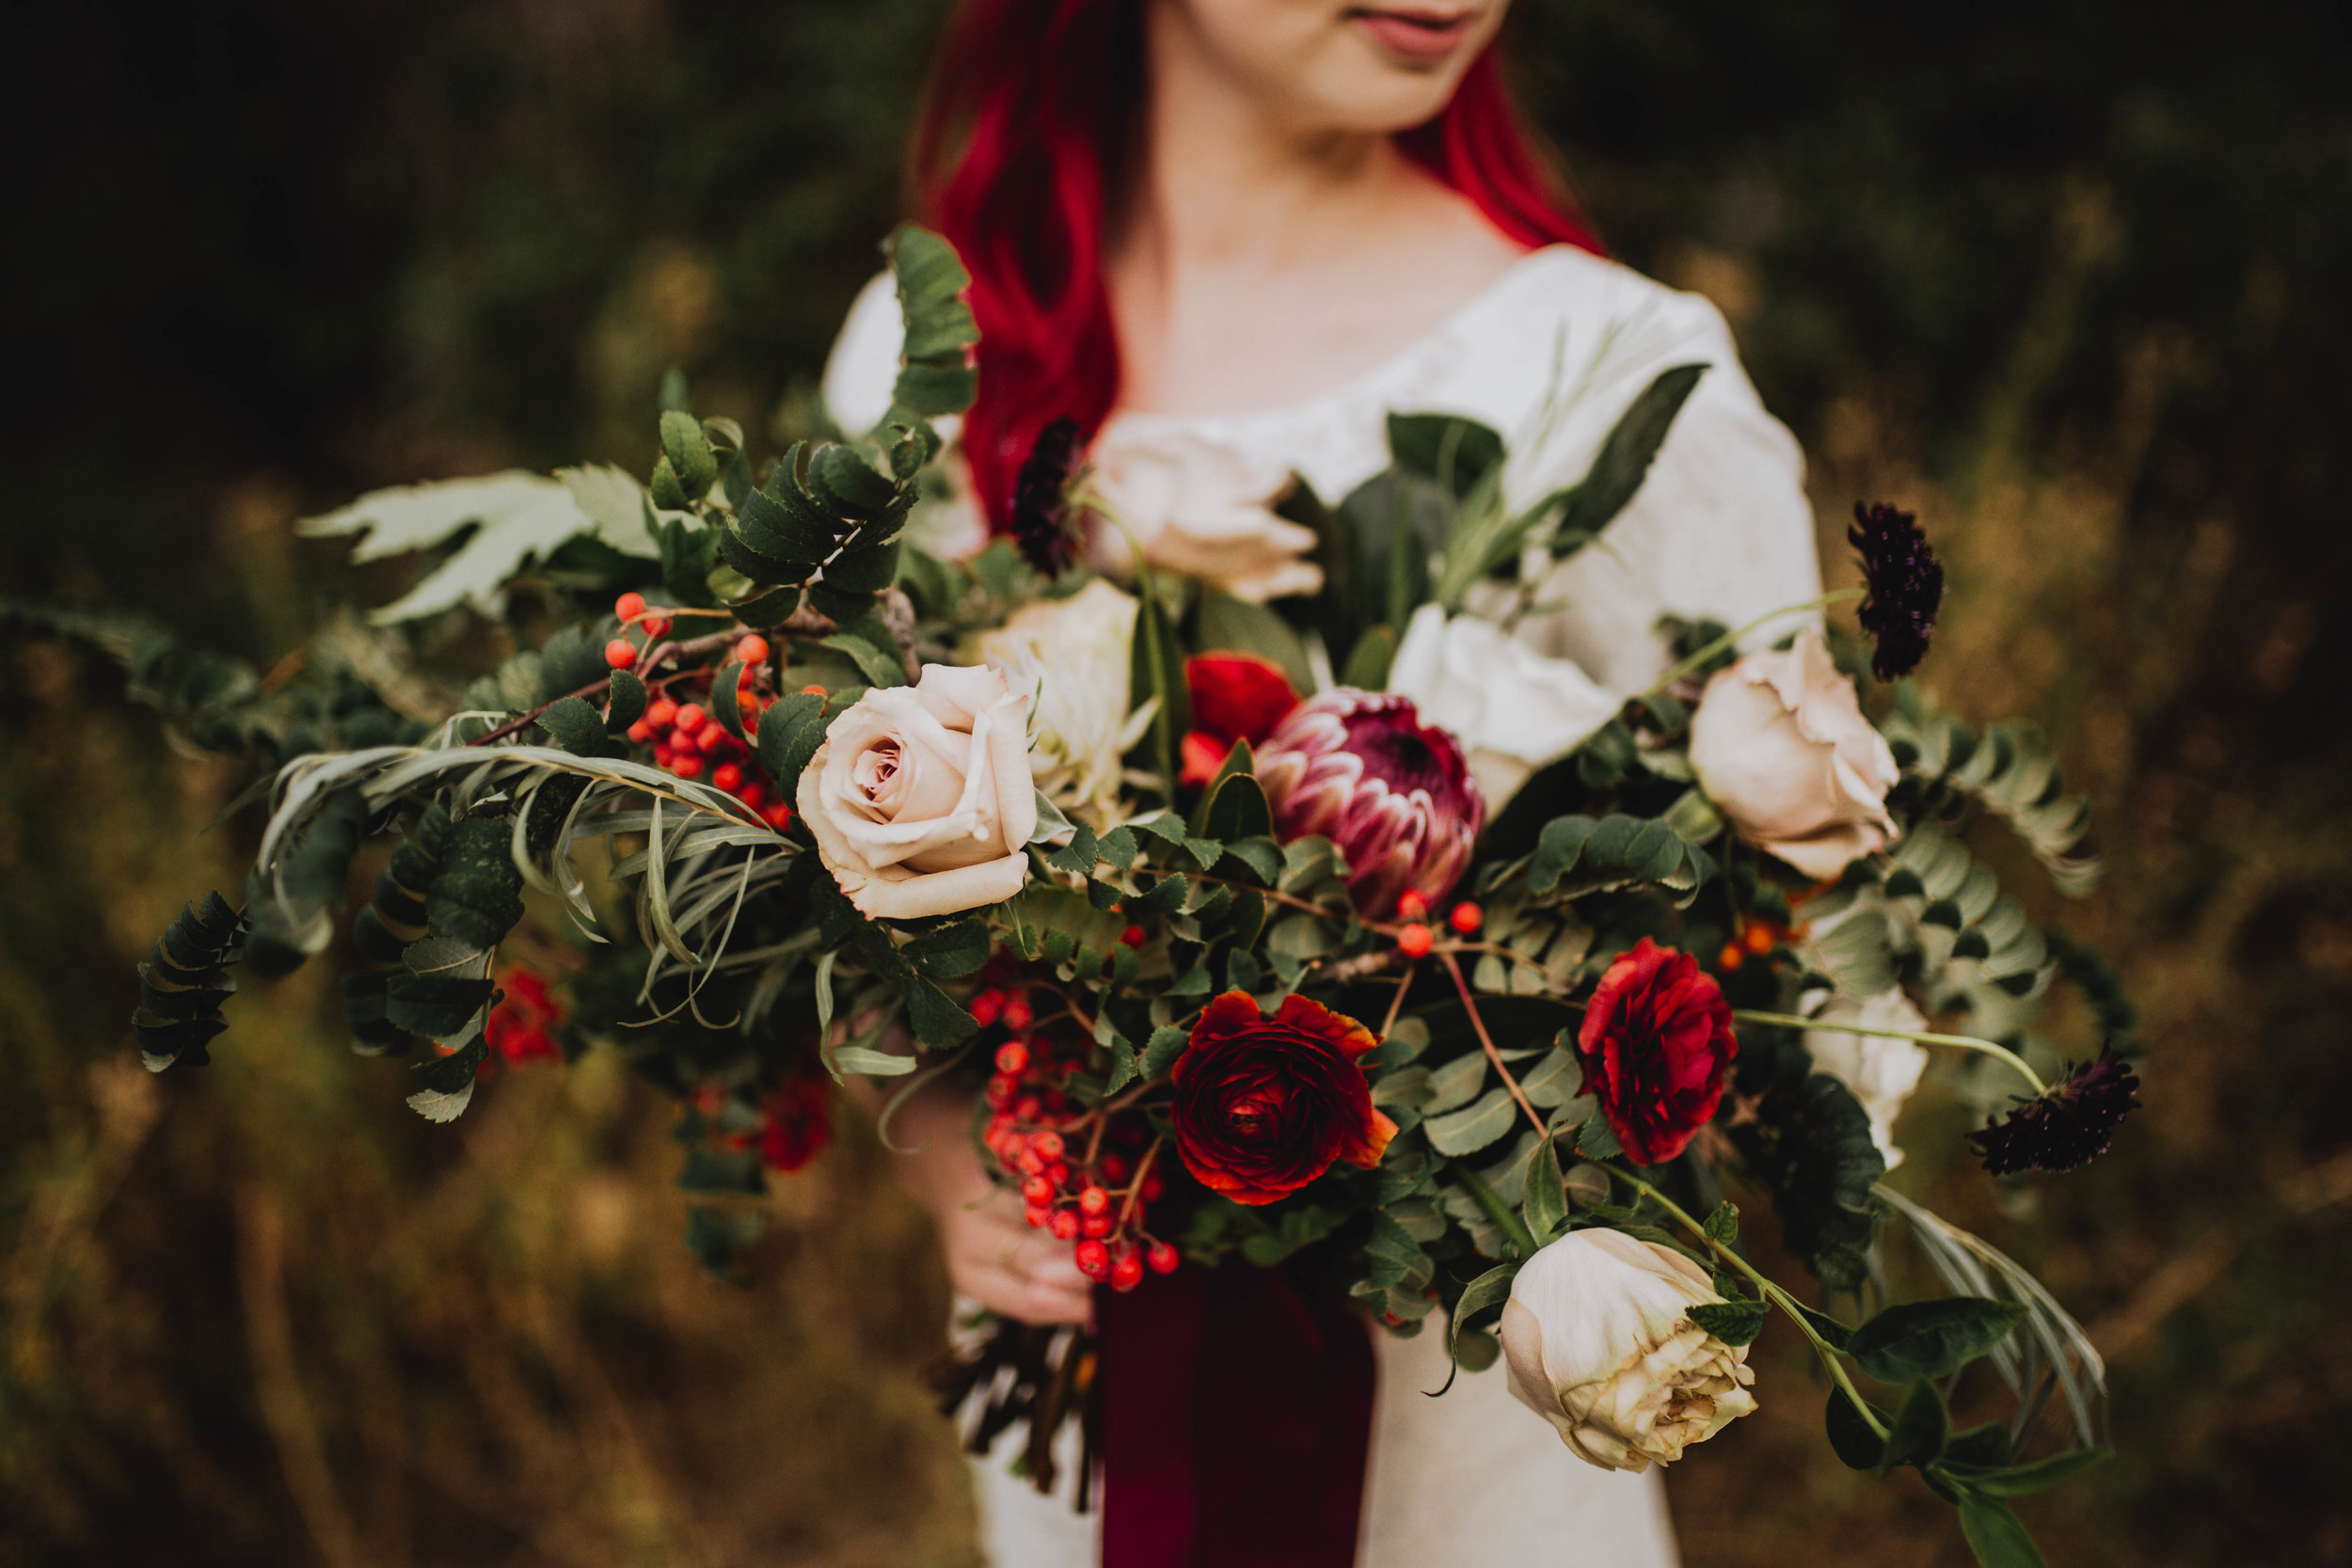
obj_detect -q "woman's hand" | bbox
[850,1064,1093,1327]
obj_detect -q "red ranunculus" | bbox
[1182,653,1300,786]
[1171,990,1397,1204]
[485,968,564,1065]
[760,1076,834,1174]
[1576,939,1738,1164]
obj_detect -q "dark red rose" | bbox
[1170,990,1397,1205]
[1181,653,1300,786]
[1576,939,1738,1164]
[485,968,563,1065]
[760,1076,834,1174]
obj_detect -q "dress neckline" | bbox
[1102,243,1590,439]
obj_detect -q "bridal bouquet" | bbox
[92,229,2136,1567]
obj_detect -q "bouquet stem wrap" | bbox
[1101,1265,1374,1568]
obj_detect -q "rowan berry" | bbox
[1016,1147,1045,1176]
[697,724,730,755]
[1120,925,1146,948]
[628,719,655,744]
[1146,1241,1181,1275]
[1717,943,1745,974]
[711,763,743,793]
[1141,1174,1165,1201]
[671,754,705,780]
[673,703,707,734]
[970,990,1004,1026]
[1397,923,1434,958]
[1014,1096,1043,1121]
[1744,922,1778,956]
[801,683,828,696]
[645,698,678,729]
[1080,1213,1112,1239]
[1022,1175,1056,1206]
[1078,1185,1111,1217]
[735,635,771,667]
[1025,1205,1053,1229]
[1046,1162,1071,1188]
[1449,901,1483,935]
[1001,997,1035,1031]
[1050,1209,1082,1241]
[995,1040,1030,1074]
[761,803,793,832]
[644,614,672,637]
[738,781,767,811]
[603,637,639,670]
[1101,1155,1130,1183]
[1031,1130,1065,1161]
[1109,1253,1145,1291]
[1396,890,1428,921]
[1073,1240,1111,1278]
[614,592,647,622]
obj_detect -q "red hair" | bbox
[914,1,1602,529]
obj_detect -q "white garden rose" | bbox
[966,578,1154,828]
[1387,604,1621,809]
[1804,989,1931,1170]
[1083,428,1321,603]
[1500,1227,1758,1474]
[796,664,1038,921]
[1688,627,1899,880]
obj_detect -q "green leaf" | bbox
[1449,1261,1519,1361]
[1703,1200,1740,1246]
[1851,1297,2030,1385]
[535,694,608,756]
[1521,1132,1567,1242]
[1388,413,1506,499]
[902,919,992,979]
[1943,1422,2016,1470]
[1194,590,1313,693]
[1947,1447,2109,1497]
[1575,1115,1623,1160]
[902,978,977,1049]
[1956,1492,2050,1568]
[1518,1043,1583,1107]
[1687,1299,1769,1347]
[1879,1379,1949,1475]
[832,1047,917,1077]
[405,1036,489,1122]
[604,670,647,734]
[1201,768,1274,844]
[1104,1038,1141,1095]
[1825,1387,1887,1471]
[756,689,834,794]
[1791,1299,1856,1352]
[1341,624,1396,689]
[821,632,906,688]
[885,225,980,420]
[1426,1087,1518,1156]
[1142,1024,1189,1080]
[1128,587,1189,798]
[1550,363,1708,548]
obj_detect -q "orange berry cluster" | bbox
[1393,891,1482,957]
[977,989,1179,1291]
[1716,917,1799,973]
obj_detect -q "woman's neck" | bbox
[1105,22,1530,420]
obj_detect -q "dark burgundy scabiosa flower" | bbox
[1849,501,1945,680]
[1576,940,1740,1164]
[1009,416,1083,577]
[1255,689,1484,918]
[1170,991,1396,1205]
[1967,1048,2140,1175]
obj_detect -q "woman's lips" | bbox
[1347,8,1477,63]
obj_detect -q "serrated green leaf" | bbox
[1851,1297,2029,1385]
[1687,1298,1769,1347]
[1426,1087,1518,1156]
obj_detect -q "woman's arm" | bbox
[845,1071,1095,1327]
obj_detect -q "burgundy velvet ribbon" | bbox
[1099,1263,1375,1568]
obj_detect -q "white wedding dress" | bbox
[823,244,1821,1568]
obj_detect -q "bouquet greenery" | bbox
[76,228,2138,1567]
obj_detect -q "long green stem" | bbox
[1607,1164,1890,1440]
[1732,1008,2048,1097]
[1455,1164,1539,1259]
[1636,589,1866,702]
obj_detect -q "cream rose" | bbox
[965,579,1154,829]
[1804,989,1931,1171]
[1387,604,1622,810]
[797,665,1038,921]
[1083,427,1322,603]
[1501,1227,1759,1474]
[1688,627,1899,880]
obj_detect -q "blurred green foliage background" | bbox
[4,1,2349,1563]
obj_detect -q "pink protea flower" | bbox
[1255,689,1485,917]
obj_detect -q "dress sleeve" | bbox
[1499,270,1823,694]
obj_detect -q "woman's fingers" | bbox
[946,1197,1093,1325]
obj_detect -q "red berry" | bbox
[995,1040,1030,1074]
[1142,1174,1165,1201]
[1101,1155,1130,1183]
[627,719,655,744]
[711,762,743,793]
[1031,1130,1065,1161]
[614,592,647,622]
[641,614,672,639]
[1044,1163,1069,1190]
[1025,1205,1052,1229]
[1397,923,1434,958]
[762,803,794,831]
[1109,1254,1145,1291]
[1073,1240,1111,1278]
[1078,1185,1110,1217]
[1050,1210,1082,1241]
[1396,890,1428,921]
[645,698,678,729]
[1449,901,1483,935]
[1080,1213,1112,1239]
[1022,1175,1055,1206]
[697,724,729,755]
[671,754,705,780]
[1120,925,1146,948]
[1014,1096,1042,1121]
[735,635,771,667]
[1146,1241,1180,1275]
[1717,942,1746,974]
[604,637,639,670]
[970,990,1004,1027]
[1016,1147,1045,1176]
[653,746,677,770]
[1745,921,1778,956]
[801,683,828,696]
[1001,998,1035,1031]
[673,703,707,734]
[737,781,766,810]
